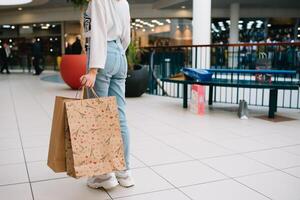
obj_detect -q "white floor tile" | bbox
[0,183,33,200]
[0,149,24,165]
[244,149,300,169]
[0,163,28,185]
[0,137,22,151]
[152,161,226,187]
[107,168,174,198]
[214,138,271,153]
[283,166,300,178]
[154,134,233,159]
[250,134,300,148]
[24,147,48,162]
[27,161,67,182]
[22,135,50,148]
[237,171,300,200]
[280,145,300,156]
[32,178,110,200]
[130,156,146,169]
[181,179,269,200]
[116,189,190,200]
[0,129,19,139]
[202,155,274,178]
[132,144,192,166]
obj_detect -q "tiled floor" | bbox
[0,72,300,200]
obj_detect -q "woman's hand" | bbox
[80,68,98,88]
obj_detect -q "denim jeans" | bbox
[88,40,130,169]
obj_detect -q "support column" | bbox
[192,0,211,69]
[229,3,240,44]
[61,22,65,55]
[229,3,240,68]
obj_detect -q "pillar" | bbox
[192,0,211,68]
[228,3,240,68]
[229,3,240,44]
[61,22,65,55]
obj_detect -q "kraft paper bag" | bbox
[65,96,126,179]
[47,96,74,173]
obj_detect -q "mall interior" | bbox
[0,0,300,199]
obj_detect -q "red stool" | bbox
[60,55,87,90]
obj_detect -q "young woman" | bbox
[80,0,134,189]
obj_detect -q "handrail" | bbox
[143,42,300,49]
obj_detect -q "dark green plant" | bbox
[67,0,88,7]
[127,42,145,71]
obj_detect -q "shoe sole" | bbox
[87,180,119,190]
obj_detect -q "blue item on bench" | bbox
[182,68,213,82]
[207,69,297,75]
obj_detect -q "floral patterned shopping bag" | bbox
[64,94,126,179]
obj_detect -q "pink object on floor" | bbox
[190,84,206,115]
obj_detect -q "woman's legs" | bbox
[108,76,130,168]
[93,50,130,169]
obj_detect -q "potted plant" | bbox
[60,0,88,89]
[125,42,149,97]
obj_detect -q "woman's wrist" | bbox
[89,68,98,75]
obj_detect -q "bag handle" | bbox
[75,87,99,99]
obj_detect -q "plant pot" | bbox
[60,54,87,90]
[125,65,148,97]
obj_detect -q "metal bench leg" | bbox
[209,85,213,106]
[183,83,188,109]
[269,89,278,118]
[274,89,278,113]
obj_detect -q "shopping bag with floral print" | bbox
[64,89,126,179]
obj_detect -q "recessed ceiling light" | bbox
[0,0,32,6]
[181,6,186,9]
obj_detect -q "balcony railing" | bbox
[142,42,300,109]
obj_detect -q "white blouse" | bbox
[85,0,131,69]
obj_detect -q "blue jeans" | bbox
[89,40,130,169]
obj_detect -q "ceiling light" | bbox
[22,25,30,29]
[181,6,186,9]
[166,19,171,24]
[267,24,272,27]
[11,26,16,29]
[18,7,23,11]
[3,25,11,28]
[0,0,32,6]
[298,27,300,30]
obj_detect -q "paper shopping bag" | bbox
[64,96,126,178]
[47,96,74,173]
[190,85,205,115]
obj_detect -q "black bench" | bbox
[161,69,299,118]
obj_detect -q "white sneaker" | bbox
[115,170,135,188]
[87,173,119,190]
